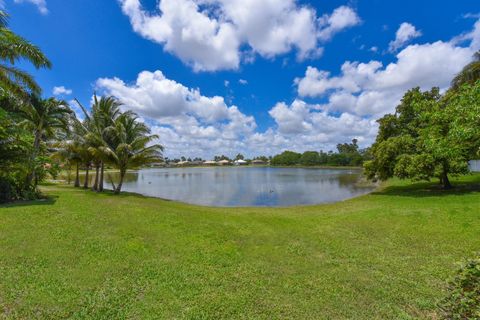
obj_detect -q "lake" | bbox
[92,167,374,207]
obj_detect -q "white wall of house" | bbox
[468,160,480,172]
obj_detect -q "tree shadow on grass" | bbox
[373,177,480,198]
[0,195,58,208]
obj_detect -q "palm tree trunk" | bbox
[114,168,126,194]
[74,163,80,187]
[66,164,72,185]
[26,130,42,187]
[92,163,99,191]
[83,163,90,189]
[98,162,104,192]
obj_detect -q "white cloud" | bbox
[53,86,72,96]
[388,22,421,52]
[317,6,361,41]
[96,70,259,157]
[239,79,248,85]
[95,69,377,158]
[95,15,480,159]
[257,99,378,153]
[118,0,360,71]
[463,13,480,19]
[296,19,480,117]
[13,0,47,14]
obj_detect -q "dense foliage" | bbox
[439,254,480,319]
[365,82,480,188]
[271,139,368,166]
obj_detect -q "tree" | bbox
[299,151,321,166]
[0,10,51,98]
[364,87,470,189]
[100,112,163,194]
[0,107,33,201]
[335,139,363,166]
[17,95,71,186]
[53,138,82,187]
[445,81,480,159]
[235,153,244,160]
[451,51,480,90]
[76,95,122,191]
[271,151,301,166]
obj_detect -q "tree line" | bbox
[270,139,368,166]
[0,10,163,202]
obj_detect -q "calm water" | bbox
[87,167,374,207]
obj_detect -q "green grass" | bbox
[1,175,479,319]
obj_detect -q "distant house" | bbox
[203,160,217,166]
[234,159,247,165]
[468,160,480,172]
[217,159,231,166]
[252,159,267,165]
[176,161,190,166]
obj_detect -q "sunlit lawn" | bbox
[1,175,479,319]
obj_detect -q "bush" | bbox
[0,177,13,203]
[271,151,301,166]
[439,254,480,319]
[299,151,321,166]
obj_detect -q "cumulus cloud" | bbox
[239,79,248,85]
[258,99,378,153]
[96,70,258,157]
[118,0,360,71]
[95,19,480,158]
[317,6,361,41]
[388,22,421,52]
[296,19,480,117]
[53,86,72,96]
[95,69,376,158]
[13,0,47,14]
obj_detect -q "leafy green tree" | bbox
[444,81,480,159]
[271,151,301,166]
[235,153,244,160]
[0,107,33,201]
[299,151,321,166]
[336,139,364,166]
[364,87,470,189]
[0,10,51,97]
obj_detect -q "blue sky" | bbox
[5,0,480,158]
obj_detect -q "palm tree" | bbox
[451,50,480,89]
[91,95,122,191]
[0,10,51,98]
[76,95,122,191]
[18,95,72,186]
[101,112,163,194]
[53,139,82,186]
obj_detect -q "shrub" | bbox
[0,177,13,203]
[439,254,480,319]
[271,151,301,166]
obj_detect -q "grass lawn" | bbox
[1,175,479,319]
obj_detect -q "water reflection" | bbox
[81,167,374,207]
